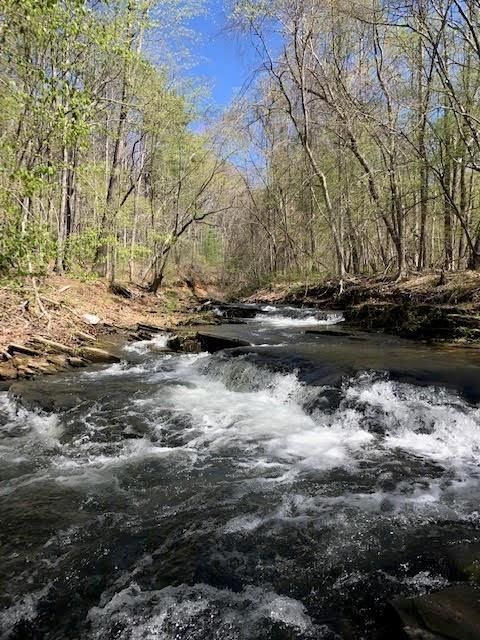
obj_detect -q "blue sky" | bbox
[187,0,254,108]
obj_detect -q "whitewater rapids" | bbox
[1,313,480,639]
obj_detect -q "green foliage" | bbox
[64,229,102,274]
[200,228,222,266]
[0,0,234,287]
[116,244,152,266]
[0,209,55,279]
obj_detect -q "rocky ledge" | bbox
[0,333,124,387]
[0,319,256,387]
[345,304,480,343]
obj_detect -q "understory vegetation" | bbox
[2,0,480,292]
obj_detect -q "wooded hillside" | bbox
[2,0,480,292]
[0,0,241,292]
[229,0,480,285]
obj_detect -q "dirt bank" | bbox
[246,271,480,344]
[0,276,219,384]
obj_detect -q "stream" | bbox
[1,304,480,639]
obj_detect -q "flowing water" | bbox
[1,305,480,639]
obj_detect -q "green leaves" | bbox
[0,209,55,278]
[0,0,234,285]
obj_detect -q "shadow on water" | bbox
[1,304,480,639]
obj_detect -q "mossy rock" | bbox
[446,544,480,584]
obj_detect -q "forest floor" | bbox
[0,275,221,384]
[246,270,480,343]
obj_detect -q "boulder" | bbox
[46,354,69,368]
[166,335,182,351]
[0,361,18,381]
[82,313,101,325]
[176,335,202,353]
[197,332,251,353]
[162,333,201,353]
[67,356,88,368]
[213,304,262,319]
[137,322,164,334]
[80,347,120,363]
[446,544,480,583]
[16,365,36,378]
[391,584,480,640]
[26,359,60,375]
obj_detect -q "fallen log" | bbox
[109,282,134,299]
[75,330,96,343]
[30,337,76,355]
[8,343,42,357]
[137,323,164,334]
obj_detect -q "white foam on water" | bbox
[124,332,172,355]
[0,392,61,447]
[56,438,193,470]
[402,570,449,593]
[3,355,480,524]
[4,353,480,637]
[0,582,53,637]
[81,361,148,378]
[88,582,319,639]
[224,514,267,533]
[384,410,480,466]
[158,364,374,476]
[345,377,480,469]
[122,358,480,489]
[253,312,344,328]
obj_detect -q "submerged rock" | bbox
[121,425,144,439]
[9,381,83,412]
[165,332,201,353]
[392,584,480,639]
[305,328,355,337]
[446,544,480,583]
[67,356,88,368]
[197,332,251,353]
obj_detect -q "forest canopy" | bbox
[2,0,480,291]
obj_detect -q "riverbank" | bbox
[246,271,480,344]
[0,276,219,384]
[4,270,480,385]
